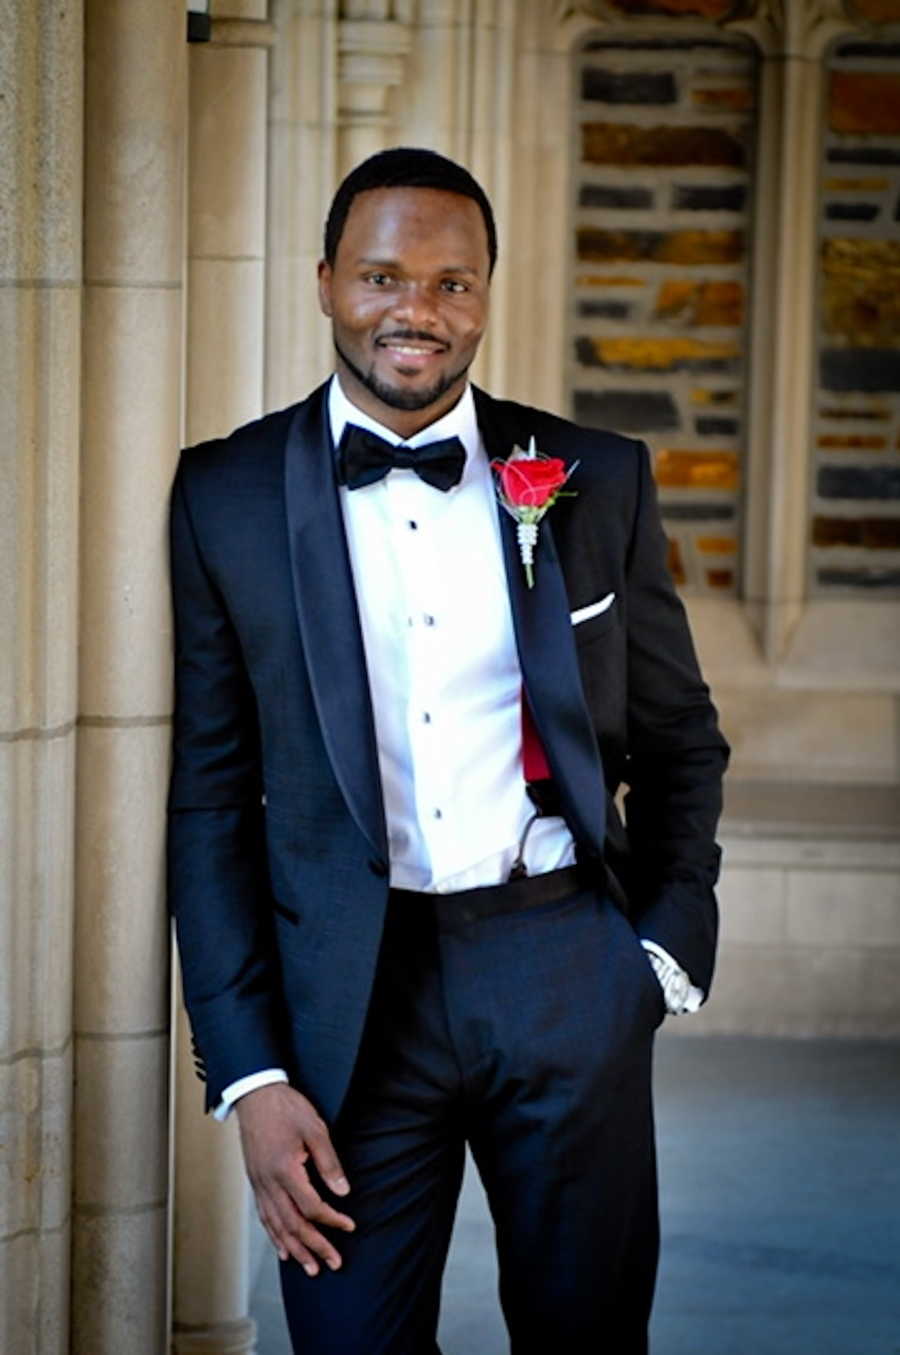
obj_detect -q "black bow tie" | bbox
[337,423,466,493]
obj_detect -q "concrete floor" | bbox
[250,1035,900,1354]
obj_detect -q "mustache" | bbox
[375,329,449,347]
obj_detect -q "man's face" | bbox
[318,186,491,436]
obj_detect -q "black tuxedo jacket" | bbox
[167,382,728,1118]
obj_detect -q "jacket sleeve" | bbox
[622,441,730,995]
[167,460,291,1110]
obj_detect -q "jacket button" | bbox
[368,858,388,878]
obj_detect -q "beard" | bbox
[334,336,471,413]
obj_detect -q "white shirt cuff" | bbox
[213,1068,289,1122]
[640,940,704,1015]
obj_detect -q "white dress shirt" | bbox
[331,377,577,891]
[214,377,699,1119]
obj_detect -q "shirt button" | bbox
[408,520,418,530]
[423,712,432,724]
[433,808,443,820]
[423,614,435,627]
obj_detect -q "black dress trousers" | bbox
[279,883,665,1355]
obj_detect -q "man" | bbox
[168,147,728,1353]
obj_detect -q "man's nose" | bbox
[389,283,440,330]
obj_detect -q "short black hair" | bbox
[323,147,497,275]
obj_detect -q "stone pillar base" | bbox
[172,1317,257,1355]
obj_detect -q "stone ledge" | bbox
[722,779,900,843]
[172,1317,257,1354]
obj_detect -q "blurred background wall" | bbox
[1,1,898,1351]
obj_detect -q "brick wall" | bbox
[569,30,756,594]
[812,36,900,596]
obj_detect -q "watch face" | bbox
[665,969,690,1011]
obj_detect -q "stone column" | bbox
[184,6,272,444]
[73,4,186,1353]
[267,0,416,411]
[387,0,552,406]
[392,0,466,160]
[0,4,83,1353]
[461,0,517,396]
[366,0,526,391]
[171,8,272,1353]
[336,5,412,177]
[507,1,577,416]
[266,0,339,409]
[731,0,857,658]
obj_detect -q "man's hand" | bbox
[235,1082,355,1276]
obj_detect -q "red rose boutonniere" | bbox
[491,438,578,588]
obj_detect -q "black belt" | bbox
[389,864,595,927]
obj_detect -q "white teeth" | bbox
[380,342,440,354]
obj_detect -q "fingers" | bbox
[251,1156,355,1276]
[256,1184,323,1275]
[300,1192,356,1234]
[305,1116,351,1198]
[256,1180,352,1277]
[235,1085,354,1275]
[289,1163,355,1234]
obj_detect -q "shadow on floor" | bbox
[250,1035,900,1354]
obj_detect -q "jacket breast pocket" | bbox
[572,600,619,647]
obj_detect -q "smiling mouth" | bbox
[381,343,443,355]
[376,341,449,375]
[376,333,449,359]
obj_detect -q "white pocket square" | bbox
[570,593,615,626]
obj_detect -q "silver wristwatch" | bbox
[644,948,692,1015]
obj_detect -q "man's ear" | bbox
[317,260,333,318]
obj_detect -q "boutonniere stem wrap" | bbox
[491,438,578,588]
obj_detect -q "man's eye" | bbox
[365,272,391,286]
[441,279,467,293]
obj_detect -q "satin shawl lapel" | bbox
[283,386,388,861]
[473,387,608,857]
